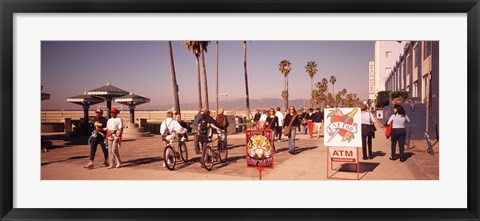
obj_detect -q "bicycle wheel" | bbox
[163,145,176,171]
[202,146,214,171]
[179,142,188,163]
[218,141,228,163]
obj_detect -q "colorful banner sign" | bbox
[245,130,274,168]
[328,147,358,163]
[324,108,362,147]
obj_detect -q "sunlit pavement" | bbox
[41,123,438,180]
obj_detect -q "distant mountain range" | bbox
[138,98,318,111]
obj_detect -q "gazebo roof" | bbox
[41,92,50,101]
[66,92,104,105]
[114,91,150,106]
[87,81,129,97]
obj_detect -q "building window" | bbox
[424,41,432,59]
[415,44,421,68]
[385,67,392,75]
[385,51,392,57]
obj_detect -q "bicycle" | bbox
[163,135,188,171]
[201,126,228,171]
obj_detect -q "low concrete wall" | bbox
[41,122,64,133]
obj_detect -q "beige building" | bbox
[373,41,408,100]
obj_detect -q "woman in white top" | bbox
[106,108,123,169]
[160,111,187,144]
[387,104,411,162]
[360,104,376,160]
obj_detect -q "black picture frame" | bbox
[1,0,479,220]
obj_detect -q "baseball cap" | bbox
[95,108,103,113]
[110,108,119,113]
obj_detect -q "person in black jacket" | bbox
[311,108,324,139]
[283,106,300,154]
[264,108,279,151]
[253,109,261,129]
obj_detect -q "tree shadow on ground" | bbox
[41,155,89,166]
[121,156,162,168]
[213,155,247,170]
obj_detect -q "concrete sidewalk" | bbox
[41,123,438,180]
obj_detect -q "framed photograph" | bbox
[1,0,479,220]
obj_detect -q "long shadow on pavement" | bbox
[41,155,89,166]
[121,156,162,168]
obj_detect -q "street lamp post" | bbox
[219,93,228,112]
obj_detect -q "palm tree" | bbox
[216,41,219,113]
[305,61,318,92]
[243,41,251,120]
[305,61,318,108]
[186,41,202,110]
[199,41,210,110]
[321,78,329,107]
[168,41,181,115]
[279,60,292,110]
[329,76,337,106]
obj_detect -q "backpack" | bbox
[161,119,173,141]
[199,117,213,142]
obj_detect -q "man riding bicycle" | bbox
[160,111,187,167]
[196,110,225,154]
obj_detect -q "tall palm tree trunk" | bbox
[168,41,181,114]
[284,77,287,111]
[243,41,251,120]
[216,41,219,113]
[332,84,335,107]
[195,55,202,110]
[200,44,209,110]
[286,76,289,109]
[310,77,313,108]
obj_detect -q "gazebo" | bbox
[87,81,129,118]
[66,91,104,135]
[114,91,150,124]
[41,86,50,101]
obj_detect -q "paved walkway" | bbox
[41,122,439,180]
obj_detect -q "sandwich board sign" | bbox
[245,129,274,180]
[324,108,361,180]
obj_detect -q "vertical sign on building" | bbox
[368,61,375,100]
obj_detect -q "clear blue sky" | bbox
[41,41,374,110]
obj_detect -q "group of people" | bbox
[84,108,123,169]
[360,104,411,162]
[253,107,324,154]
[84,103,412,169]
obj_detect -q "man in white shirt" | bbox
[160,111,187,167]
[106,108,123,169]
[160,111,188,143]
[275,107,284,142]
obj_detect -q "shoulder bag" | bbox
[283,114,297,136]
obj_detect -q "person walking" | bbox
[275,107,284,142]
[312,108,323,139]
[299,108,309,134]
[105,108,123,169]
[265,108,279,151]
[259,110,268,129]
[283,106,300,154]
[253,109,261,129]
[191,109,203,154]
[387,104,411,162]
[361,104,376,160]
[215,107,229,146]
[84,108,109,169]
